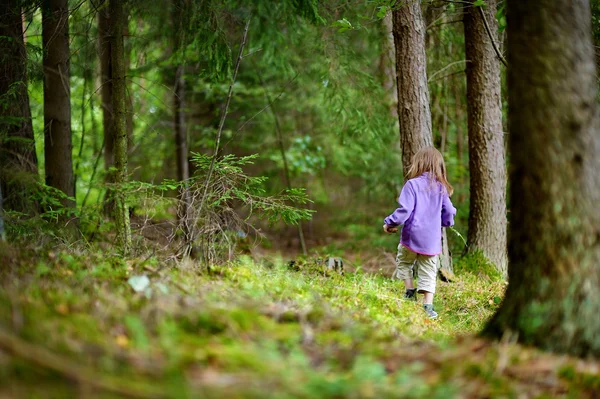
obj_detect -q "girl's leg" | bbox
[393,244,417,294]
[415,254,438,297]
[422,291,434,304]
[415,255,439,318]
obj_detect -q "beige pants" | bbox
[392,244,438,293]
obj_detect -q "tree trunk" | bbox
[174,66,188,184]
[0,0,39,213]
[392,0,452,273]
[42,0,75,208]
[124,13,134,154]
[0,184,5,241]
[110,0,131,254]
[98,5,114,210]
[463,0,507,273]
[483,0,600,357]
[392,1,433,175]
[172,0,192,247]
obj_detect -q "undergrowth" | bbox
[0,247,597,398]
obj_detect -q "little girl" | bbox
[383,146,456,319]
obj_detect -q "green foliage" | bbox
[331,18,356,33]
[190,153,314,226]
[3,181,77,241]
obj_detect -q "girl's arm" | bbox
[383,183,415,227]
[441,195,457,227]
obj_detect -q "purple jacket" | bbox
[384,173,456,256]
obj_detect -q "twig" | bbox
[230,72,299,139]
[190,16,252,254]
[429,69,466,83]
[0,328,164,398]
[428,59,469,82]
[427,18,463,30]
[478,5,507,67]
[242,48,262,58]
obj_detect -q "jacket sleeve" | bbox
[384,183,415,227]
[441,194,457,227]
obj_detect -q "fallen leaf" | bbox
[55,303,69,315]
[128,275,150,292]
[115,334,129,348]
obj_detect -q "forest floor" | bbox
[1,235,600,398]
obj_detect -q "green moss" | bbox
[454,250,503,280]
[0,249,563,397]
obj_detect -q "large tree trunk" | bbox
[98,5,114,210]
[392,2,433,175]
[483,0,600,357]
[0,0,39,213]
[392,0,452,273]
[42,0,75,208]
[109,0,131,254]
[463,0,507,273]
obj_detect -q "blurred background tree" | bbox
[1,0,516,262]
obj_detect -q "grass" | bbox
[0,244,598,398]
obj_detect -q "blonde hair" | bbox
[406,146,454,196]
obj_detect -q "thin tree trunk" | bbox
[455,85,465,203]
[463,0,507,273]
[483,0,600,357]
[0,184,5,241]
[42,0,75,208]
[379,13,398,119]
[98,5,114,211]
[0,0,39,213]
[174,68,187,184]
[110,0,131,254]
[172,0,192,248]
[392,0,452,273]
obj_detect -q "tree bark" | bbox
[42,0,75,208]
[0,0,39,213]
[109,0,131,254]
[392,0,452,273]
[392,1,433,175]
[463,0,507,273]
[483,0,600,357]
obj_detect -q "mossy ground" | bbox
[0,242,598,398]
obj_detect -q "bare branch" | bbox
[478,6,508,67]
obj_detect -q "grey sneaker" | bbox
[403,288,417,301]
[423,304,438,319]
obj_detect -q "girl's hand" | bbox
[383,224,398,234]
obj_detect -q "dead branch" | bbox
[478,5,508,67]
